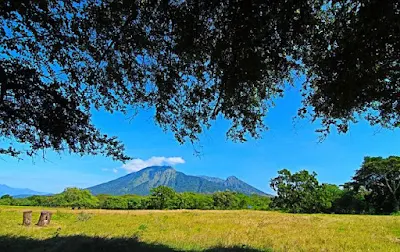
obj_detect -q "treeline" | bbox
[270,156,400,214]
[1,156,399,215]
[0,186,271,211]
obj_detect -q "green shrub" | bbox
[76,212,93,222]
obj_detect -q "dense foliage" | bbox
[270,156,400,214]
[353,156,400,213]
[2,156,399,214]
[0,186,271,211]
[1,0,398,159]
[54,188,99,209]
[270,169,341,213]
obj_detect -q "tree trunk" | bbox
[394,198,399,213]
[22,211,32,226]
[36,211,52,226]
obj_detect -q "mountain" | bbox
[0,184,48,197]
[199,176,225,183]
[88,166,270,196]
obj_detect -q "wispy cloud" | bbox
[121,156,185,173]
[101,168,118,173]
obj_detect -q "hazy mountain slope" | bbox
[0,184,48,197]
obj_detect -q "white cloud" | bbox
[121,156,185,173]
[101,168,119,174]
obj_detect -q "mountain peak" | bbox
[126,166,176,175]
[88,167,269,196]
[142,165,175,171]
[226,176,239,181]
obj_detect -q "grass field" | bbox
[0,206,399,252]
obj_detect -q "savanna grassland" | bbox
[0,206,399,252]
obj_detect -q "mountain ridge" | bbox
[88,166,270,196]
[0,184,48,197]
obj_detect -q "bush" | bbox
[0,195,12,200]
[127,197,144,209]
[247,194,272,210]
[0,186,272,211]
[76,212,93,222]
[56,188,99,208]
[148,186,177,209]
[100,197,128,209]
[212,191,239,210]
[331,188,369,214]
[176,192,214,210]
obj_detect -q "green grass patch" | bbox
[0,206,399,251]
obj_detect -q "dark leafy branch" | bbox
[0,0,398,160]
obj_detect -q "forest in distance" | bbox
[1,156,399,215]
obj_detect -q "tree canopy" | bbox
[55,187,100,208]
[270,157,400,214]
[270,169,340,213]
[1,0,398,160]
[353,156,400,213]
[148,185,177,209]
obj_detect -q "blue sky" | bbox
[1,82,399,194]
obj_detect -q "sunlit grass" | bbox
[0,206,399,251]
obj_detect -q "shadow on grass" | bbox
[0,235,269,252]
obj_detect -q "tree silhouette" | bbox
[353,156,400,213]
[1,0,398,160]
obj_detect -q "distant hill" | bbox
[0,184,48,197]
[88,166,270,196]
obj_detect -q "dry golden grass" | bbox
[0,206,399,251]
